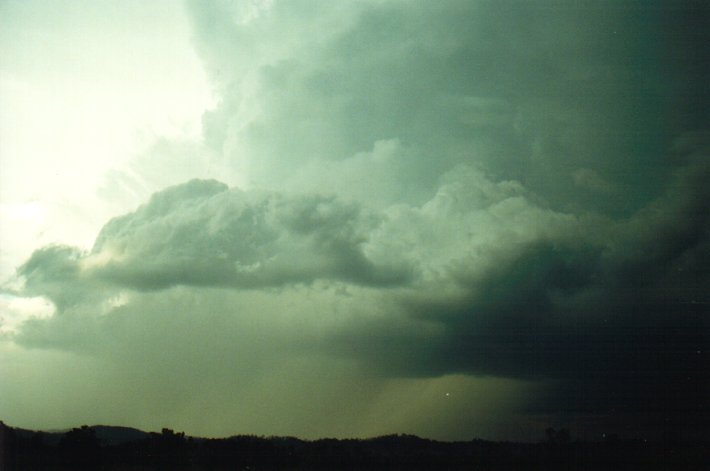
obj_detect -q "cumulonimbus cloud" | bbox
[3,0,708,440]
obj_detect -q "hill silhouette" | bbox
[1,421,707,470]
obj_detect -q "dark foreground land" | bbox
[1,422,707,470]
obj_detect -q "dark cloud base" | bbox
[14,150,708,438]
[3,0,709,441]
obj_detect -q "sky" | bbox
[0,0,707,442]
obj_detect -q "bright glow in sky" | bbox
[0,0,214,279]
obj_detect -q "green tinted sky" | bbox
[1,0,707,441]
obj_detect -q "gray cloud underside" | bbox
[8,0,709,432]
[16,141,709,417]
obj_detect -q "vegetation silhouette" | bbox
[1,420,707,470]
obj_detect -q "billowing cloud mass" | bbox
[1,0,708,441]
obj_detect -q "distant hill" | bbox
[1,421,708,470]
[90,425,149,446]
[7,426,65,445]
[5,423,149,446]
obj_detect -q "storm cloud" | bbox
[2,0,708,440]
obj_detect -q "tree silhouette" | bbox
[545,427,571,446]
[58,425,101,467]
